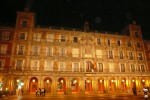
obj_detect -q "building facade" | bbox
[0,10,150,95]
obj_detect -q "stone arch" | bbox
[109,77,116,93]
[98,77,104,92]
[29,77,38,93]
[85,78,93,93]
[43,77,52,93]
[57,77,66,92]
[71,77,79,92]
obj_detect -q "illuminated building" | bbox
[0,10,150,94]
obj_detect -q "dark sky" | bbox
[0,0,150,40]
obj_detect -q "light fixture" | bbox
[122,79,125,82]
[142,79,145,82]
[100,80,102,83]
[132,79,135,82]
[47,80,50,83]
[111,80,114,82]
[87,80,90,83]
[21,83,24,86]
[32,79,35,83]
[74,79,77,84]
[61,80,63,83]
[17,80,19,82]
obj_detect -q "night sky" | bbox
[0,0,150,40]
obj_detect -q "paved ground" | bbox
[1,93,148,100]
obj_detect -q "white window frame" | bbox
[31,60,39,70]
[72,48,79,57]
[46,47,53,56]
[72,62,80,72]
[46,34,54,42]
[0,44,7,54]
[45,60,53,71]
[59,62,66,71]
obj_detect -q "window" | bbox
[129,52,133,60]
[19,32,26,40]
[127,41,132,47]
[108,51,113,59]
[60,35,66,42]
[0,44,7,54]
[16,60,23,70]
[141,65,145,72]
[98,63,103,72]
[97,38,101,45]
[18,45,24,55]
[45,61,53,71]
[120,64,125,72]
[32,46,39,55]
[46,34,54,42]
[138,53,143,60]
[137,43,141,48]
[31,60,39,70]
[119,51,123,59]
[72,48,79,57]
[46,47,53,56]
[1,32,10,40]
[21,20,28,28]
[135,32,139,38]
[60,48,65,56]
[33,33,41,41]
[131,64,135,72]
[107,39,110,46]
[73,62,79,72]
[86,61,94,72]
[73,37,78,43]
[96,50,103,58]
[0,60,4,70]
[117,40,121,46]
[59,62,65,71]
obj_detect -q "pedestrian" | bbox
[36,89,38,96]
[44,88,46,95]
[132,87,137,96]
[143,87,148,100]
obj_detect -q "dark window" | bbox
[73,37,78,43]
[21,21,28,28]
[117,40,121,46]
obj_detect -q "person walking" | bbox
[35,89,38,96]
[143,87,148,100]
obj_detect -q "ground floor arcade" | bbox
[1,72,150,95]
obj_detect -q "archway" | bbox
[29,77,38,93]
[14,77,24,95]
[98,78,104,93]
[141,78,146,88]
[109,78,116,93]
[57,78,66,92]
[44,77,52,93]
[85,78,93,93]
[131,78,137,95]
[121,78,127,92]
[71,78,79,92]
